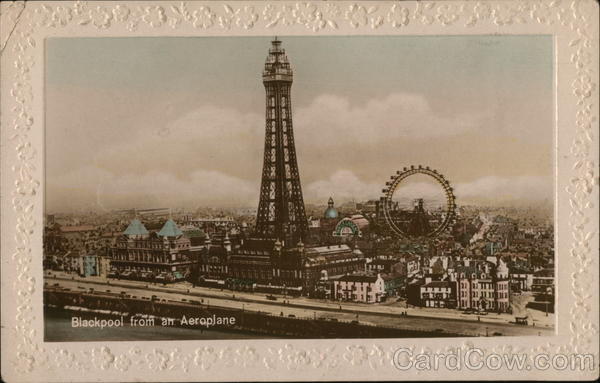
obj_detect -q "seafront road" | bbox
[45,272,553,337]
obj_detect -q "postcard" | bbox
[1,1,598,382]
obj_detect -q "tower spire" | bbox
[255,39,307,244]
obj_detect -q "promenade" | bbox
[46,272,553,337]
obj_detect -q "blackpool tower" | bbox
[255,39,308,245]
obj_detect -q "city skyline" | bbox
[43,37,556,342]
[46,36,554,213]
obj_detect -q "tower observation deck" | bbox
[255,39,308,245]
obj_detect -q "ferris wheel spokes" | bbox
[380,166,457,239]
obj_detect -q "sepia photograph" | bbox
[1,1,597,381]
[43,35,555,341]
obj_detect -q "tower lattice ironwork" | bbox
[255,39,308,244]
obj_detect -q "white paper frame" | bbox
[1,1,598,381]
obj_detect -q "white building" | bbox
[420,280,456,308]
[509,268,533,292]
[333,274,385,303]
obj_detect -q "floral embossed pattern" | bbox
[0,0,597,381]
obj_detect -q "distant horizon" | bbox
[45,200,555,217]
[46,36,554,214]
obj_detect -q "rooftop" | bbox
[123,219,148,236]
[337,274,379,283]
[423,281,453,288]
[158,219,183,237]
[306,244,351,255]
[61,225,96,233]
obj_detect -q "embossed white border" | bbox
[1,1,598,381]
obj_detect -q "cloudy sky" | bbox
[45,36,553,213]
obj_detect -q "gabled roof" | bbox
[123,219,148,236]
[158,219,183,237]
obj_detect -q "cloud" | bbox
[295,93,488,147]
[454,175,553,206]
[45,91,550,212]
[47,166,258,212]
[305,170,447,205]
[92,104,265,181]
[305,170,552,207]
[304,170,381,202]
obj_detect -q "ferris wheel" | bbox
[380,165,457,239]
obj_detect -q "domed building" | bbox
[333,214,370,238]
[324,197,338,219]
[109,218,192,282]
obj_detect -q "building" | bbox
[60,225,97,239]
[307,198,341,244]
[187,217,238,234]
[79,252,98,277]
[333,274,385,303]
[98,255,111,278]
[324,197,338,219]
[381,274,404,297]
[407,278,425,305]
[109,218,193,283]
[356,200,379,215]
[303,244,366,284]
[224,39,360,294]
[454,260,510,313]
[64,251,81,273]
[532,268,554,294]
[420,280,456,308]
[509,267,533,292]
[78,252,111,277]
[366,258,400,274]
[389,254,421,277]
[44,222,67,255]
[195,233,231,282]
[333,216,366,238]
[224,39,307,291]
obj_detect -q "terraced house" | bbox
[453,259,511,313]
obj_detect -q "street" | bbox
[46,272,553,337]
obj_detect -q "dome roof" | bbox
[124,218,148,236]
[324,196,338,219]
[324,207,338,219]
